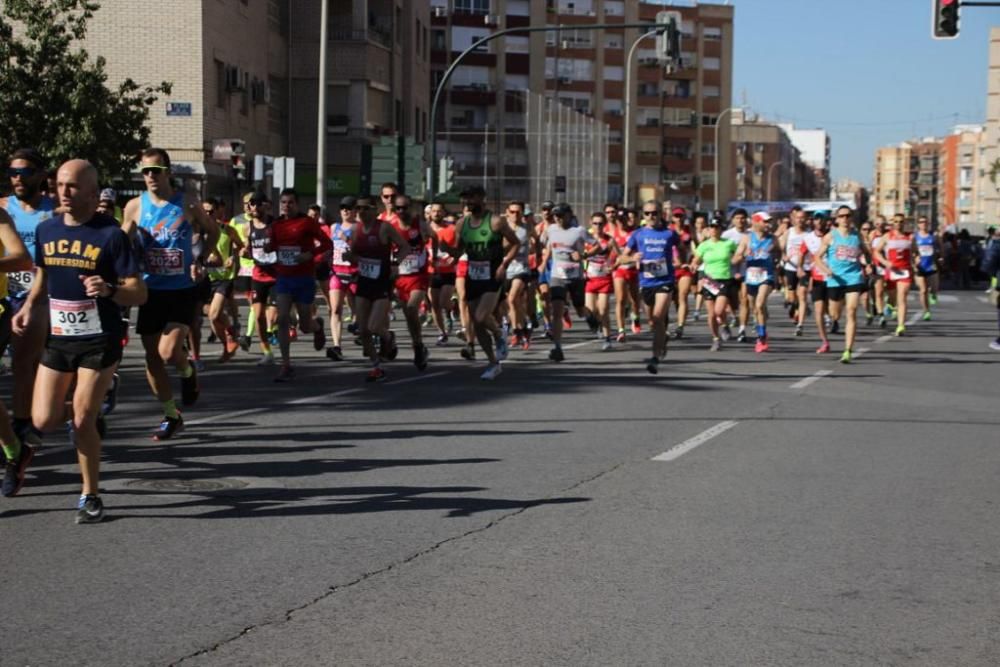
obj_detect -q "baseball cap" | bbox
[339,195,357,209]
[671,207,686,217]
[242,191,255,203]
[751,211,771,224]
[552,203,572,216]
[540,200,555,210]
[99,188,116,202]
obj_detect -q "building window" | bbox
[603,65,624,81]
[215,60,226,109]
[703,57,721,70]
[703,26,722,40]
[455,0,489,14]
[701,143,716,156]
[603,34,623,49]
[702,114,718,126]
[240,72,249,115]
[703,85,720,97]
[432,29,446,51]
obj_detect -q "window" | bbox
[455,0,489,14]
[701,143,716,156]
[215,60,226,109]
[603,65,624,81]
[703,57,720,70]
[703,26,722,40]
[604,0,625,16]
[702,114,718,126]
[754,143,765,153]
[609,131,623,145]
[753,165,764,176]
[507,0,530,15]
[604,34,623,49]
[505,35,530,53]
[432,29,446,51]
[240,72,249,115]
[547,28,593,47]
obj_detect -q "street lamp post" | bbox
[713,106,741,212]
[623,28,662,206]
[315,0,329,209]
[766,160,781,201]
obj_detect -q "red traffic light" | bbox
[933,0,960,39]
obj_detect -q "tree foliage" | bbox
[0,0,171,180]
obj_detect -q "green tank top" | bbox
[232,215,254,275]
[208,224,236,281]
[460,212,501,264]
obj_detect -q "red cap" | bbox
[671,207,686,216]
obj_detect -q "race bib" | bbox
[553,260,582,280]
[745,266,768,285]
[468,260,491,281]
[889,268,910,281]
[332,245,351,267]
[238,264,253,277]
[398,252,425,275]
[918,245,934,257]
[703,278,722,296]
[358,257,381,279]
[278,246,301,266]
[7,268,36,294]
[252,246,277,264]
[145,248,184,276]
[586,259,609,278]
[640,259,668,279]
[507,259,527,277]
[50,298,102,337]
[835,245,860,261]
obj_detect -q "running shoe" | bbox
[2,444,34,497]
[153,414,184,441]
[75,495,104,524]
[929,293,938,305]
[218,346,236,363]
[238,334,252,352]
[922,311,931,321]
[456,328,468,342]
[894,325,906,337]
[480,363,502,381]
[616,330,627,343]
[509,333,521,348]
[795,324,804,337]
[257,352,275,366]
[829,320,840,335]
[736,330,748,344]
[289,327,298,342]
[865,314,873,326]
[721,325,732,341]
[326,346,344,361]
[710,338,721,352]
[101,372,120,416]
[274,364,296,383]
[436,332,449,346]
[312,318,326,351]
[601,339,612,351]
[692,311,701,322]
[207,331,218,344]
[563,311,573,329]
[989,339,1000,351]
[225,333,240,356]
[840,349,852,364]
[495,336,509,361]
[414,344,429,371]
[268,331,280,346]
[672,325,684,340]
[760,339,770,352]
[631,318,641,334]
[347,322,359,335]
[543,327,553,340]
[816,341,831,354]
[521,337,531,351]
[645,356,659,375]
[181,365,200,406]
[878,315,887,329]
[366,367,387,383]
[190,358,206,373]
[460,344,476,360]
[548,346,564,362]
[754,339,766,354]
[586,314,599,334]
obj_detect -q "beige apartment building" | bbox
[79,0,428,202]
[978,26,1000,234]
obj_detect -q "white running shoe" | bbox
[480,363,502,381]
[256,352,275,366]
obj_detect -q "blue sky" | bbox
[730,0,994,186]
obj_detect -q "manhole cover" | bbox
[126,477,249,493]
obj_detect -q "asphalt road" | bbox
[2,291,999,666]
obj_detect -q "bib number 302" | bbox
[50,298,102,337]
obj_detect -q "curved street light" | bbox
[766,160,781,201]
[713,106,741,212]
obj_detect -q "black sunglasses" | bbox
[642,211,658,216]
[140,165,169,176]
[7,167,38,179]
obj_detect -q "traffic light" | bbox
[438,156,454,194]
[933,0,960,39]
[230,140,246,180]
[655,10,682,66]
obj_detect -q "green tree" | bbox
[0,0,170,180]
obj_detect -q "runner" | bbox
[736,212,780,353]
[870,215,890,328]
[541,203,593,362]
[584,213,619,351]
[241,192,279,365]
[690,217,739,351]
[265,188,331,381]
[439,186,520,379]
[0,207,32,480]
[623,201,679,373]
[612,206,642,342]
[670,208,695,340]
[779,205,810,336]
[11,159,145,522]
[799,212,832,353]
[874,213,915,336]
[231,192,256,351]
[983,232,1000,350]
[389,194,434,371]
[503,201,538,350]
[914,216,941,321]
[428,201,457,346]
[812,205,871,363]
[349,196,410,381]
[1,147,57,445]
[325,196,358,361]
[96,189,118,221]
[122,148,219,440]
[205,199,244,362]
[534,201,556,341]
[722,208,751,342]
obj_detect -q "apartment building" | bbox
[730,114,798,202]
[939,125,983,229]
[430,0,735,208]
[777,124,830,198]
[872,139,940,222]
[80,0,429,201]
[980,27,1000,234]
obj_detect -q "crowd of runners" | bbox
[1,146,997,524]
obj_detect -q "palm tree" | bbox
[989,158,1000,187]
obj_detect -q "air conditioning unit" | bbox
[558,76,572,85]
[433,6,447,17]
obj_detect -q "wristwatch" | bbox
[105,283,118,299]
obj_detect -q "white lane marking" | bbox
[978,296,990,304]
[563,339,601,350]
[289,370,450,405]
[853,347,872,359]
[936,294,958,303]
[652,420,738,462]
[187,407,267,426]
[906,313,921,326]
[876,335,892,343]
[789,369,833,390]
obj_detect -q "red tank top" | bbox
[392,219,427,276]
[353,220,392,282]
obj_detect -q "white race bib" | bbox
[586,259,609,278]
[889,268,911,281]
[553,260,582,280]
[398,252,425,275]
[640,259,668,279]
[145,248,184,275]
[50,298,102,337]
[468,260,491,281]
[745,266,768,285]
[278,246,301,266]
[237,264,253,277]
[358,257,381,279]
[918,245,934,257]
[703,278,722,296]
[7,268,36,294]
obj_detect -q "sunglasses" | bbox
[381,194,394,199]
[836,213,851,218]
[7,167,38,179]
[340,206,353,211]
[140,165,169,176]
[642,211,657,217]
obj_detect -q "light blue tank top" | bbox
[5,195,56,296]
[137,192,195,290]
[915,232,935,273]
[827,228,864,287]
[745,232,775,285]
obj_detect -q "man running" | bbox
[874,213,915,336]
[812,205,872,363]
[779,205,810,336]
[914,216,940,321]
[542,203,594,362]
[428,201,457,346]
[389,193,434,371]
[205,199,244,362]
[623,201,679,373]
[2,148,57,445]
[440,186,520,380]
[0,208,32,482]
[122,148,219,440]
[265,188,331,381]
[503,201,538,350]
[722,208,751,342]
[12,159,146,522]
[241,192,279,365]
[799,212,832,353]
[736,212,780,353]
